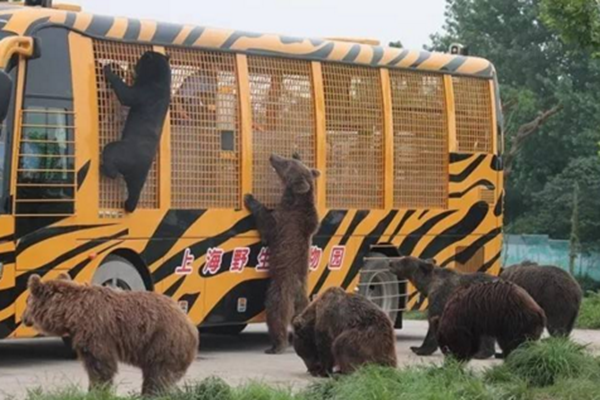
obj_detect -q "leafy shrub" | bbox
[576,291,600,329]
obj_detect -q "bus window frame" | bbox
[0,55,20,215]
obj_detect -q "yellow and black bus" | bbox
[0,1,504,340]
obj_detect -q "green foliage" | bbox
[402,310,427,320]
[576,291,600,329]
[431,0,600,247]
[540,0,600,52]
[486,338,600,387]
[576,274,600,294]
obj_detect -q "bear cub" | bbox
[501,261,582,337]
[244,153,320,354]
[292,287,397,376]
[101,51,171,212]
[433,280,546,361]
[22,273,199,396]
[388,256,497,359]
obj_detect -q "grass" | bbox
[402,310,428,320]
[576,291,600,330]
[19,338,600,400]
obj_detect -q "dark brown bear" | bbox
[292,287,397,376]
[22,273,199,396]
[432,280,546,361]
[101,51,171,213]
[244,153,320,354]
[501,261,582,336]
[388,256,497,358]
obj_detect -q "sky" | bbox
[66,0,448,49]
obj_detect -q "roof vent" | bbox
[25,0,53,7]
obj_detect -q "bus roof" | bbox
[0,3,496,79]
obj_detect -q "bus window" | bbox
[389,70,448,209]
[322,64,384,210]
[248,56,316,208]
[0,60,17,214]
[452,76,494,153]
[169,49,240,209]
[92,40,158,210]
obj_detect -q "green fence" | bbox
[502,234,600,281]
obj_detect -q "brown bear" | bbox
[292,287,397,376]
[501,261,582,337]
[101,51,171,213]
[22,273,199,396]
[388,256,497,358]
[432,280,546,361]
[244,153,320,354]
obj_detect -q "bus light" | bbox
[449,43,469,56]
[88,253,97,260]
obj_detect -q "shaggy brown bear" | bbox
[432,280,546,361]
[501,261,582,336]
[22,273,199,396]
[292,287,397,376]
[388,256,497,358]
[244,153,320,354]
[101,51,171,212]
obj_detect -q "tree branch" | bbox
[504,104,563,179]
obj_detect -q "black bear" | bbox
[244,153,320,354]
[388,256,497,358]
[292,287,397,376]
[101,51,171,212]
[501,261,582,337]
[432,280,546,361]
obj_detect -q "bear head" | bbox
[270,153,320,197]
[431,315,475,362]
[292,314,324,377]
[135,51,171,87]
[388,256,436,295]
[22,273,76,337]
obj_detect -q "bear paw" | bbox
[411,346,435,356]
[265,346,286,355]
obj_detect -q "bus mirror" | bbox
[0,36,35,69]
[0,70,12,123]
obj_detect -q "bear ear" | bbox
[57,273,71,281]
[420,260,435,274]
[28,274,44,297]
[311,169,321,179]
[292,152,302,161]
[293,179,311,194]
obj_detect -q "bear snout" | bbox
[22,309,34,327]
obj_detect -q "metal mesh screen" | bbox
[168,48,240,209]
[93,40,158,210]
[390,71,448,209]
[248,56,316,208]
[453,76,493,153]
[322,64,384,209]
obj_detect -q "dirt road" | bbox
[1,321,599,399]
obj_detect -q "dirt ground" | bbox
[0,320,599,399]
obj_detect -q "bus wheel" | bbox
[61,336,77,359]
[358,252,400,325]
[200,324,248,335]
[92,254,146,291]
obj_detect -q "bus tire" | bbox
[92,254,146,291]
[61,336,77,359]
[358,252,400,326]
[200,324,248,336]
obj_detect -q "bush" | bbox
[486,338,600,387]
[164,377,234,400]
[576,291,600,329]
[402,310,428,321]
[575,274,600,294]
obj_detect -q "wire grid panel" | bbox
[322,63,385,209]
[247,56,316,208]
[168,48,240,209]
[389,70,449,209]
[93,40,158,210]
[452,76,494,153]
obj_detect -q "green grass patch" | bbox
[402,310,427,320]
[485,337,600,387]
[19,338,600,400]
[576,291,600,330]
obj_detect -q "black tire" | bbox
[61,336,77,359]
[93,254,146,291]
[357,252,401,325]
[200,324,248,335]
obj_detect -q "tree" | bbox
[569,181,581,275]
[389,40,403,48]
[541,0,600,52]
[430,0,600,246]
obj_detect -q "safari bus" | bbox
[0,0,504,341]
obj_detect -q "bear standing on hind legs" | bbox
[244,153,320,354]
[101,51,171,213]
